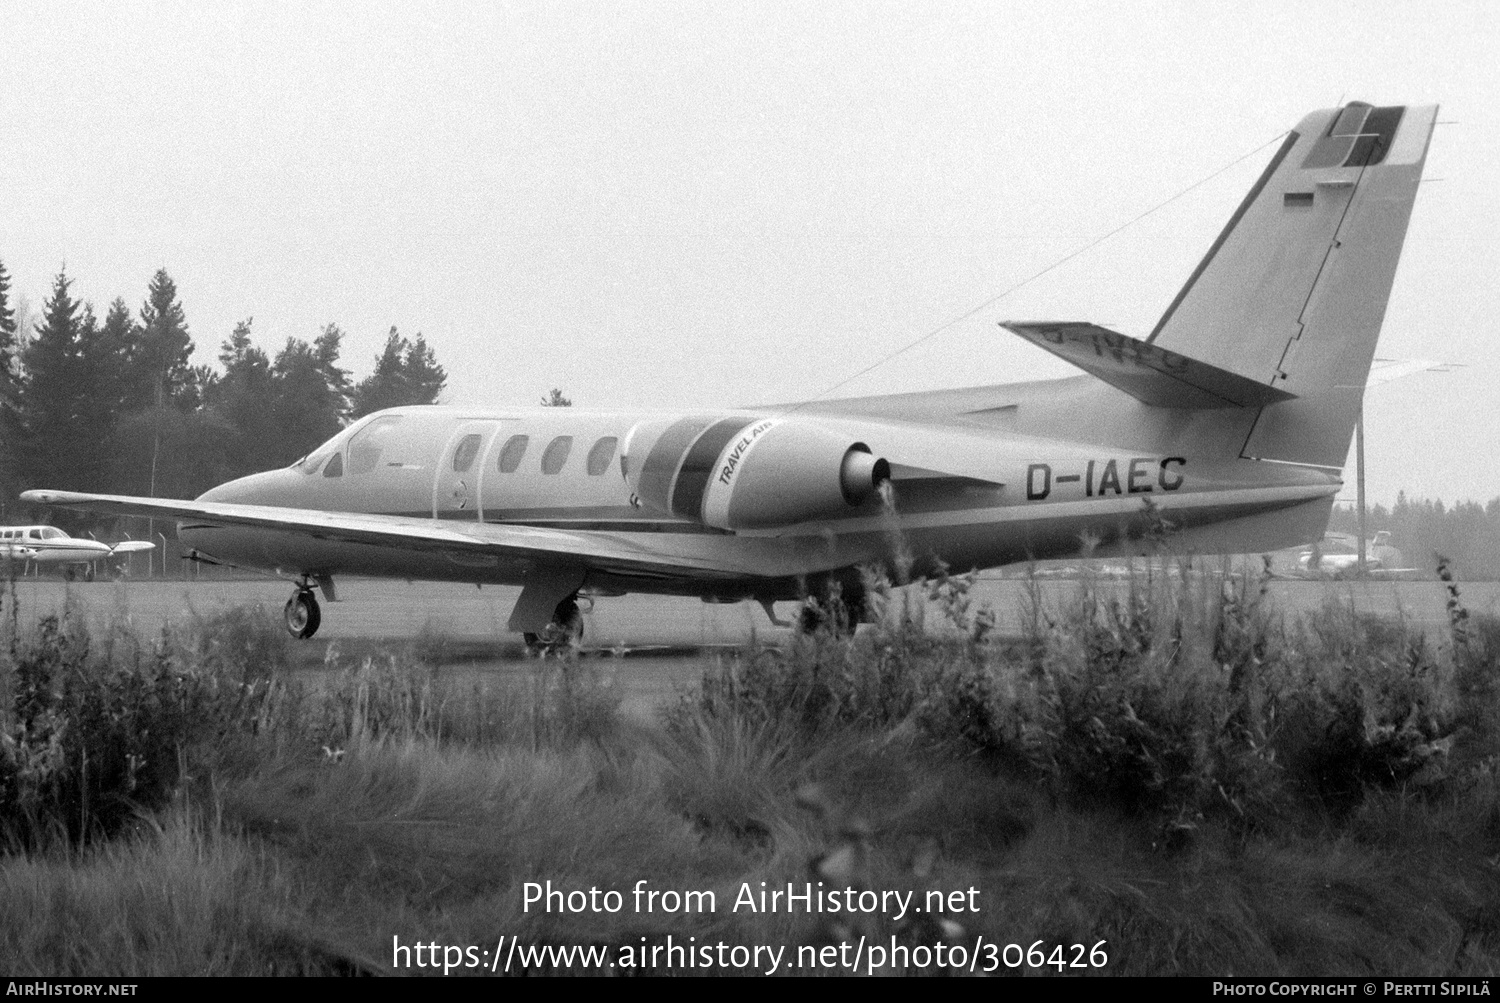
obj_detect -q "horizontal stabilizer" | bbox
[1366,357,1460,388]
[1001,321,1296,410]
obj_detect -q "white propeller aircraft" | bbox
[23,102,1438,646]
[1297,530,1411,578]
[0,525,155,581]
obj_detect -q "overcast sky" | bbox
[2,1,1495,506]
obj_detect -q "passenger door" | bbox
[432,421,506,520]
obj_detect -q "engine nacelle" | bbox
[621,416,889,530]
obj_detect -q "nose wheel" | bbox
[284,588,321,639]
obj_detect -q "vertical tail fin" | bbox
[1148,102,1437,467]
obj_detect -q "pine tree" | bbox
[104,272,230,498]
[268,328,350,464]
[206,318,280,477]
[541,388,572,407]
[218,316,261,371]
[0,259,17,393]
[313,322,351,419]
[128,268,195,412]
[0,259,19,496]
[131,270,192,497]
[17,271,84,476]
[16,270,111,491]
[96,298,137,416]
[348,327,447,419]
[350,328,406,419]
[401,333,445,405]
[73,303,120,484]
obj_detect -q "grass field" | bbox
[2,565,1499,976]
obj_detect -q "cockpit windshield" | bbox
[293,414,418,475]
[294,446,337,475]
[293,426,355,475]
[292,413,393,476]
[348,416,405,474]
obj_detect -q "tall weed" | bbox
[0,605,302,847]
[303,649,619,752]
[676,562,1500,842]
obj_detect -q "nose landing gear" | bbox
[284,585,322,639]
[283,574,337,639]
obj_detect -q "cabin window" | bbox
[452,434,483,473]
[29,529,41,539]
[541,435,574,474]
[586,437,618,476]
[497,434,530,473]
[323,453,344,478]
[347,415,404,474]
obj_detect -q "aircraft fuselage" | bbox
[2,525,114,567]
[180,386,1340,602]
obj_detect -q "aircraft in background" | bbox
[23,102,1438,646]
[0,525,155,581]
[1297,530,1415,578]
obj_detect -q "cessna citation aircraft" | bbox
[0,525,155,580]
[24,102,1437,646]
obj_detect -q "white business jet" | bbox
[23,102,1439,647]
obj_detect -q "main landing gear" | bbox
[523,596,585,655]
[284,585,321,639]
[795,585,868,638]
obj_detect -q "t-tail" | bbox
[1004,101,1437,468]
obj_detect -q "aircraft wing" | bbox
[19,490,744,576]
[1001,321,1296,409]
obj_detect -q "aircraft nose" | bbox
[197,468,302,506]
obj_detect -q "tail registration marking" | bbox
[1026,457,1187,501]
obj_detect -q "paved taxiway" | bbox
[6,575,1497,721]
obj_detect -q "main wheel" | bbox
[523,597,584,654]
[284,589,322,639]
[796,589,865,637]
